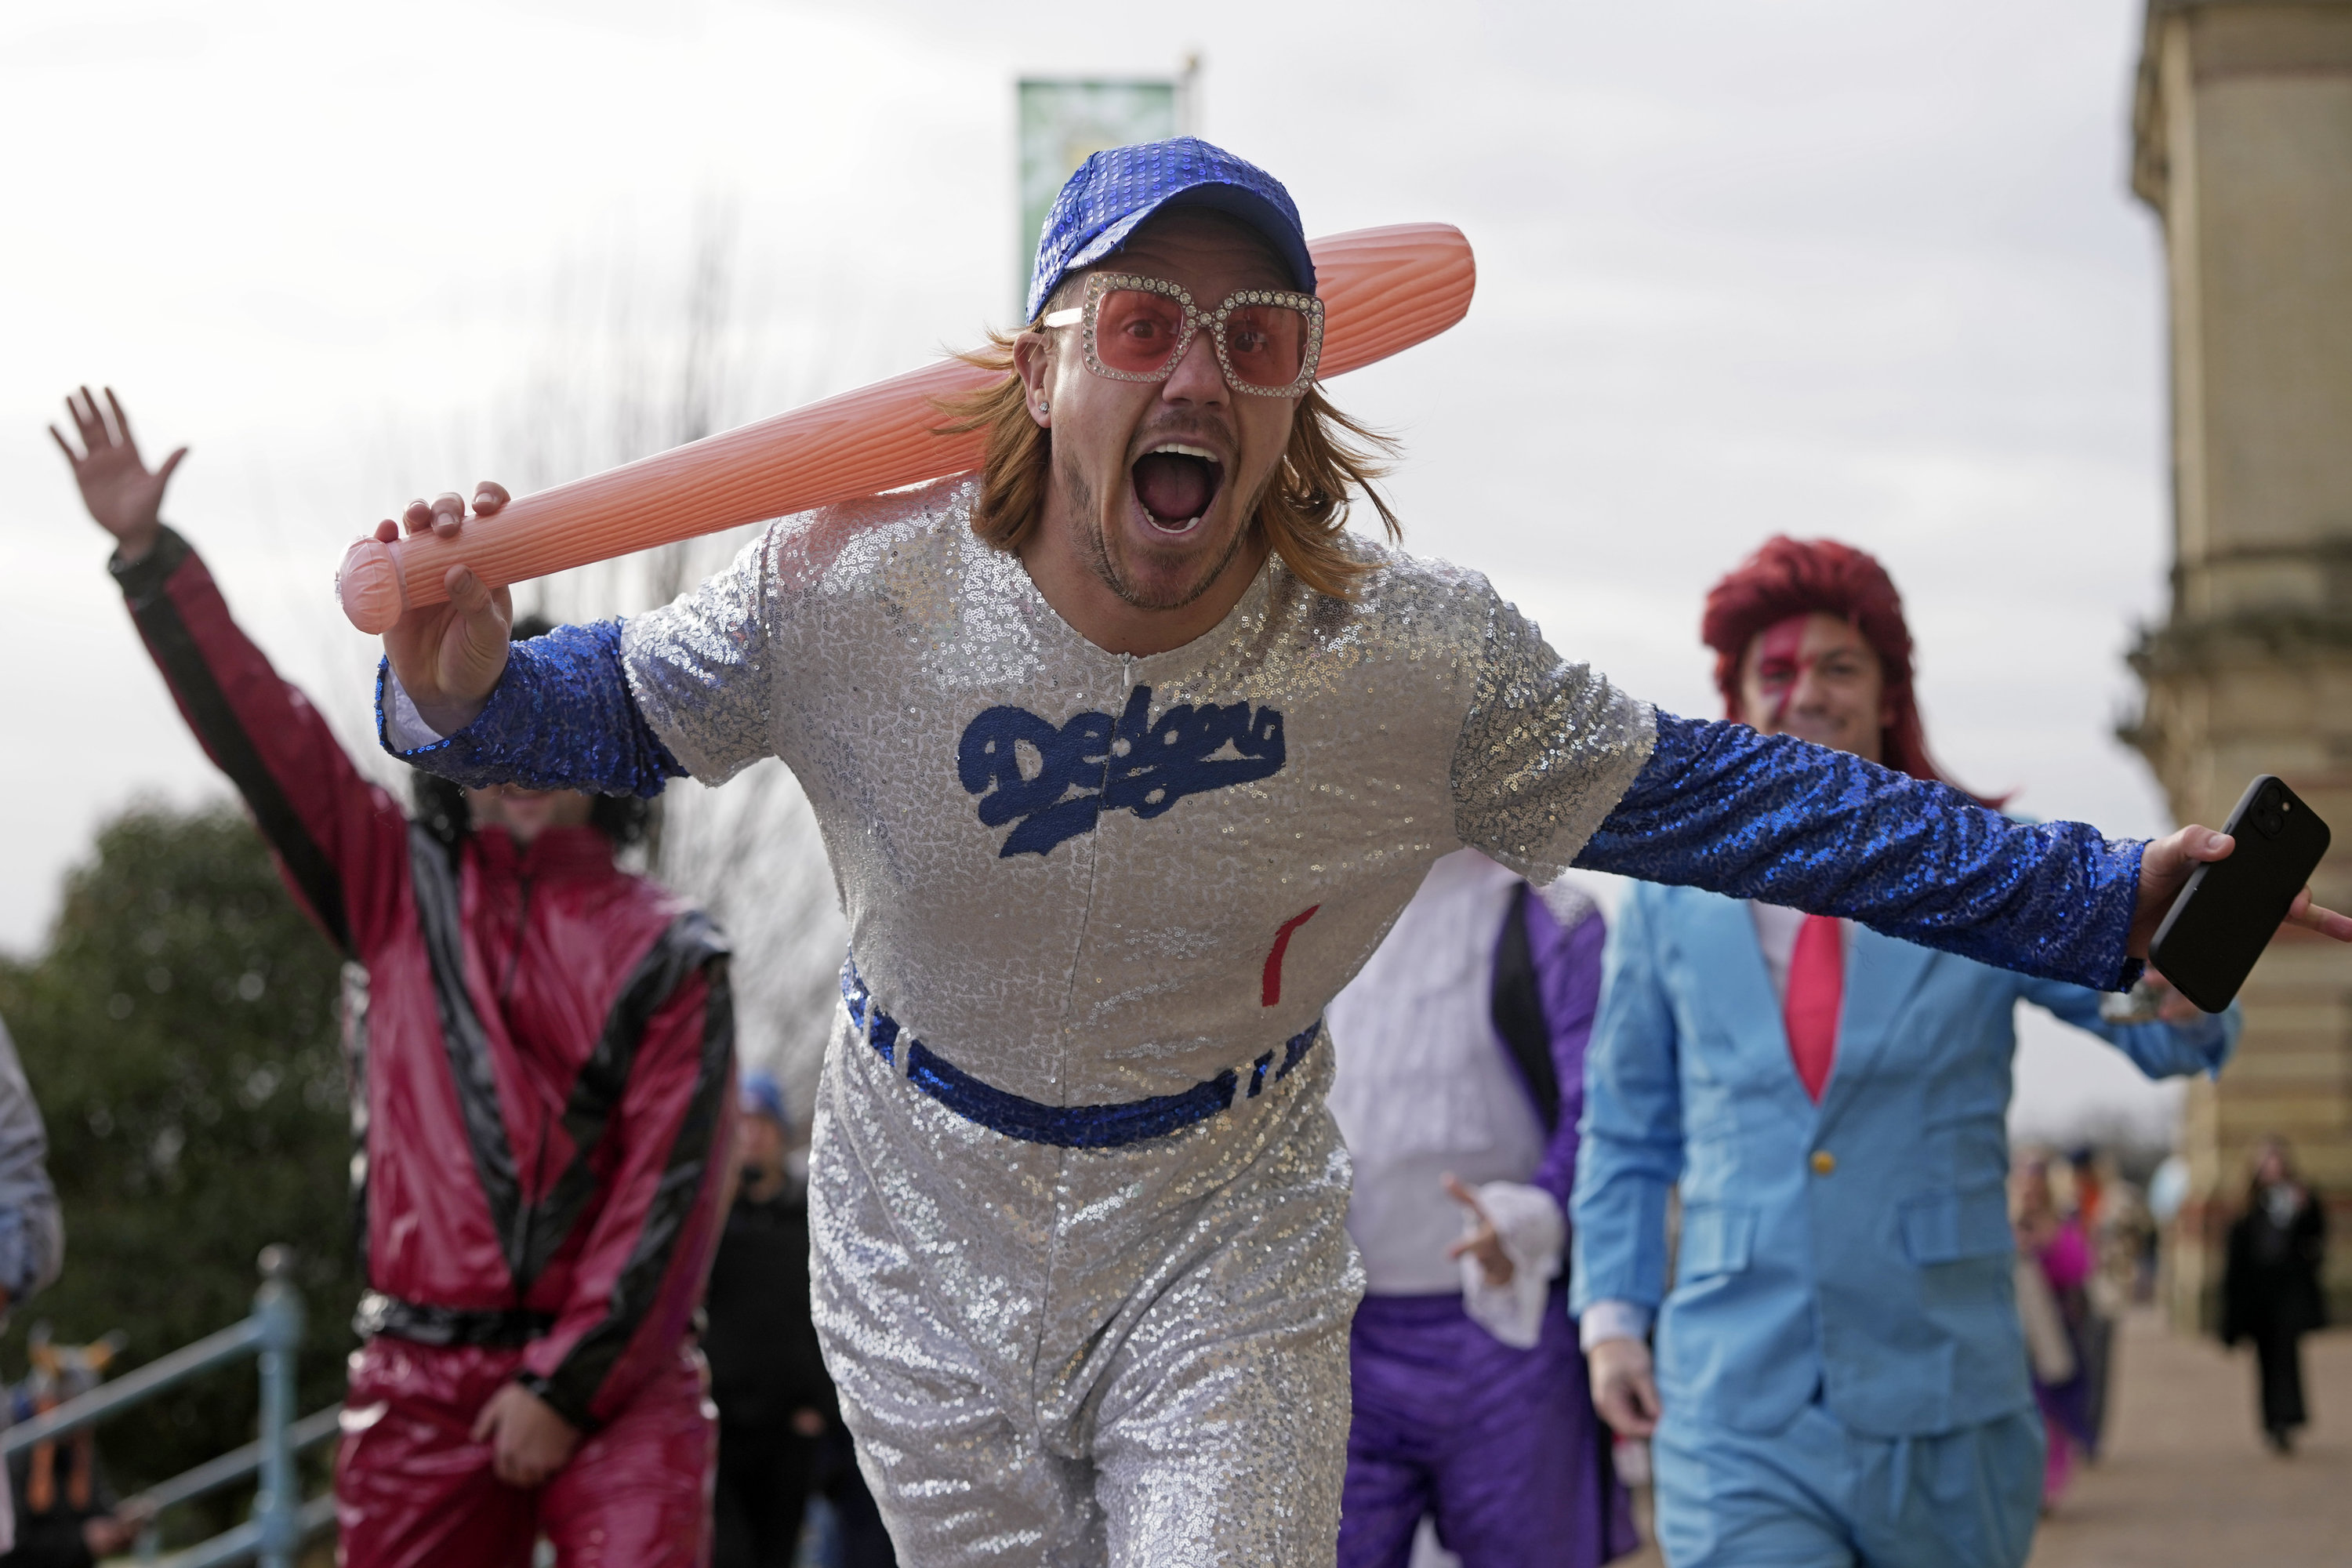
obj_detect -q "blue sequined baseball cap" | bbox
[1025,137,1316,322]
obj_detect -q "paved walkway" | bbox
[2027,1311,2350,1568]
[1602,1312,2349,1566]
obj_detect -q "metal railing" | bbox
[2,1247,336,1568]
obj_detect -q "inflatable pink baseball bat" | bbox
[337,223,1476,633]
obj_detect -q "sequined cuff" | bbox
[375,619,686,798]
[1577,714,2144,991]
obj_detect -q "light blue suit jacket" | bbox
[1570,882,2238,1439]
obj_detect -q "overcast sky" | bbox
[1,0,2187,1136]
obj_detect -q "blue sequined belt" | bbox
[840,959,1321,1149]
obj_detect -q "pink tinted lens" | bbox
[1094,290,1190,374]
[1220,303,1309,387]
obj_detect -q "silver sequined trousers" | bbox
[619,477,1655,1564]
[811,1018,1359,1565]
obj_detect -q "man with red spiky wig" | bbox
[1573,537,2239,1568]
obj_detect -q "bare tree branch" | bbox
[343,192,851,1117]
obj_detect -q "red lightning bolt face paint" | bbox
[1754,614,1812,727]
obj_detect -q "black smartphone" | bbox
[2149,775,2331,1013]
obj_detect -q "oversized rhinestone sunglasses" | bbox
[1041,274,1326,398]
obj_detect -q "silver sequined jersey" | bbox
[621,476,1653,1105]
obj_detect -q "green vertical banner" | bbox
[1017,78,1180,318]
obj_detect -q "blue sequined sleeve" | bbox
[375,619,685,797]
[1575,713,2145,991]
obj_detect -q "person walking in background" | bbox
[2221,1136,2328,1454]
[1573,537,2244,1568]
[705,1073,894,1568]
[1323,850,1637,1568]
[2013,1152,2097,1509]
[52,390,736,1568]
[2066,1148,2105,1238]
[2098,1170,2157,1308]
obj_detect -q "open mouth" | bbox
[1130,445,1225,536]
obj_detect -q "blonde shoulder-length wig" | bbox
[937,320,1403,601]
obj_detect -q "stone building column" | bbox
[2127,0,2352,1328]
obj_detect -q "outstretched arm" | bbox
[378,618,687,797]
[52,389,412,956]
[1577,715,2351,992]
[371,492,753,797]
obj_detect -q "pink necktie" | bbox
[1784,915,1843,1102]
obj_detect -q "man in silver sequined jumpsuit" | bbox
[374,140,2347,1566]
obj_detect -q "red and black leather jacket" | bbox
[112,528,736,1432]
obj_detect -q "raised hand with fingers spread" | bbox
[49,386,185,562]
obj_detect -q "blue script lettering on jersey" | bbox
[956,685,1287,857]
